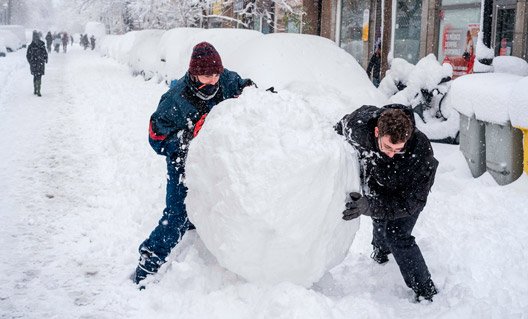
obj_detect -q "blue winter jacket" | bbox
[149,69,251,161]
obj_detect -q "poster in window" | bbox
[441,23,479,77]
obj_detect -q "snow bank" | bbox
[185,88,361,287]
[445,73,525,125]
[0,30,23,52]
[127,30,165,80]
[492,56,528,76]
[0,25,26,47]
[101,28,386,108]
[85,21,106,40]
[508,76,528,128]
[156,28,203,82]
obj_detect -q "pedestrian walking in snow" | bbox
[45,31,52,53]
[52,34,61,53]
[335,104,439,302]
[90,35,96,50]
[366,44,381,87]
[62,33,69,53]
[132,42,254,287]
[26,31,48,97]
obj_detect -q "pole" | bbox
[380,0,392,77]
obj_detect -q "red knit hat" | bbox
[188,42,224,76]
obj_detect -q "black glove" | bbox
[265,86,277,93]
[342,192,370,221]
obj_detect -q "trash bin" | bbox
[459,114,486,177]
[485,122,524,185]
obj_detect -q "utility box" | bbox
[459,114,486,177]
[485,122,524,185]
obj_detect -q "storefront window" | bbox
[340,0,369,63]
[494,7,516,56]
[394,0,422,64]
[437,5,480,77]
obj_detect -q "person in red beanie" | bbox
[132,42,254,287]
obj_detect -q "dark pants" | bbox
[33,75,42,95]
[371,213,432,292]
[137,158,192,272]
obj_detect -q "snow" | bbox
[100,28,386,108]
[186,88,361,287]
[445,73,525,126]
[1,37,528,318]
[492,56,528,77]
[84,21,106,40]
[378,55,459,141]
[0,30,24,52]
[508,76,528,128]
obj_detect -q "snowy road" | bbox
[1,47,527,318]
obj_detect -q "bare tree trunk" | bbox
[381,0,392,79]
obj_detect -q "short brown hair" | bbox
[377,109,413,143]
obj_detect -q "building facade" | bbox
[210,0,528,71]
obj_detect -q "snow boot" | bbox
[370,246,390,264]
[132,247,163,288]
[414,279,438,302]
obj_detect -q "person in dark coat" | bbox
[45,31,52,53]
[132,42,254,287]
[26,31,48,97]
[335,104,439,302]
[366,45,381,87]
[90,35,95,50]
[61,33,69,53]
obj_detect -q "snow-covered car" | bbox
[0,30,24,52]
[0,25,26,48]
[127,29,165,81]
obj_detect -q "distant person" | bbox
[132,42,254,287]
[90,35,96,50]
[62,33,69,53]
[53,34,61,53]
[45,31,52,53]
[366,44,381,87]
[335,104,439,302]
[26,31,48,97]
[82,34,89,50]
[70,35,74,45]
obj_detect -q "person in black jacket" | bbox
[366,45,381,87]
[335,104,439,302]
[26,31,48,97]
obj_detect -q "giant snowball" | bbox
[185,88,361,287]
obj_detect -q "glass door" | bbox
[493,5,516,56]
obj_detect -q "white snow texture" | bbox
[186,88,361,286]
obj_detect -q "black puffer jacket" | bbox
[335,104,438,220]
[26,39,48,76]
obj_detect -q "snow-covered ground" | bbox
[1,46,528,318]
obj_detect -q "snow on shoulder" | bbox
[185,88,361,287]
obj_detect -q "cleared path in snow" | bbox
[0,47,167,318]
